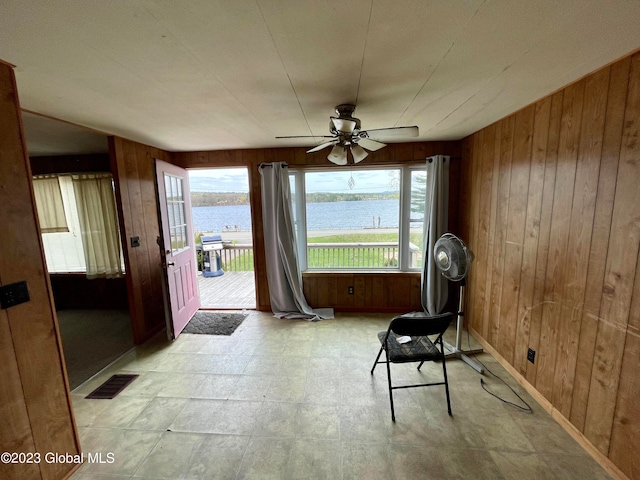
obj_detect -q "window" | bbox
[35,174,124,276]
[289,165,427,271]
[164,174,189,253]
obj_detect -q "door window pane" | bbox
[165,174,189,253]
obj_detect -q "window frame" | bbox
[289,164,426,273]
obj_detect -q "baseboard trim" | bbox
[469,327,629,480]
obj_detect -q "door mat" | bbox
[183,311,247,336]
[85,374,138,399]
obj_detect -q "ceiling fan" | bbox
[276,104,419,165]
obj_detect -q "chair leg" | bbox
[441,352,452,416]
[385,350,396,422]
[371,345,384,374]
[417,361,425,370]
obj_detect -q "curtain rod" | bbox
[258,162,288,169]
[260,156,461,169]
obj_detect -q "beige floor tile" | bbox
[286,438,341,480]
[129,397,189,431]
[466,411,536,452]
[295,404,340,439]
[68,311,613,480]
[389,444,448,480]
[252,401,301,437]
[228,374,272,400]
[183,434,250,480]
[439,448,505,479]
[338,405,389,443]
[71,394,110,427]
[341,442,394,480]
[89,396,153,428]
[132,431,205,479]
[490,451,558,480]
[193,374,238,399]
[236,437,294,480]
[264,375,307,402]
[77,428,162,476]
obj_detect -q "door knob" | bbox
[167,262,175,266]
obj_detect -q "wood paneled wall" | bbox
[0,61,80,480]
[460,52,640,480]
[303,272,421,312]
[110,137,169,344]
[30,153,111,175]
[174,141,460,312]
[50,275,128,310]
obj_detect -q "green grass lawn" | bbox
[205,233,422,271]
[223,232,424,271]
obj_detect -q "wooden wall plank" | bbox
[460,51,640,479]
[609,330,640,479]
[465,132,483,328]
[487,117,514,347]
[526,91,562,386]
[584,52,640,456]
[494,119,514,344]
[552,69,609,418]
[499,105,534,364]
[0,62,79,480]
[480,123,502,339]
[110,137,170,343]
[513,97,551,376]
[469,125,495,333]
[0,311,41,480]
[537,80,584,401]
[570,59,629,431]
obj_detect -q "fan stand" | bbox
[444,279,485,374]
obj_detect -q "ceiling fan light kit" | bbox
[276,104,418,165]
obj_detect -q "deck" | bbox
[197,271,256,309]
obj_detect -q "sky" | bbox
[188,167,403,193]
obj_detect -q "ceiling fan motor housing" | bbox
[330,104,361,136]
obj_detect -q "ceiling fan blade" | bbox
[364,126,419,138]
[307,140,337,153]
[358,138,387,152]
[276,135,334,139]
[351,145,368,164]
[330,117,358,134]
[328,145,348,165]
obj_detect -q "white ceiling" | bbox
[2,0,640,155]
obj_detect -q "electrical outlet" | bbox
[0,281,30,309]
[348,286,354,295]
[527,348,536,364]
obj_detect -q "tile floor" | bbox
[69,312,611,480]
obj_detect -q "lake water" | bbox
[192,199,415,233]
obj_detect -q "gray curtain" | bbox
[259,163,333,320]
[421,155,450,314]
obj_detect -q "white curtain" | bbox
[33,175,68,233]
[421,155,450,314]
[259,163,333,320]
[72,173,124,279]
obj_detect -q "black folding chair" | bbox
[371,312,454,421]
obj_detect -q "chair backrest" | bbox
[388,312,454,337]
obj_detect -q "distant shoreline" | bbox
[191,191,399,208]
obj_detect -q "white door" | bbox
[156,159,199,339]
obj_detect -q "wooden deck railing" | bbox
[201,242,421,271]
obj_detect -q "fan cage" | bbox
[434,233,471,281]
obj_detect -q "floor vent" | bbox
[85,374,139,399]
